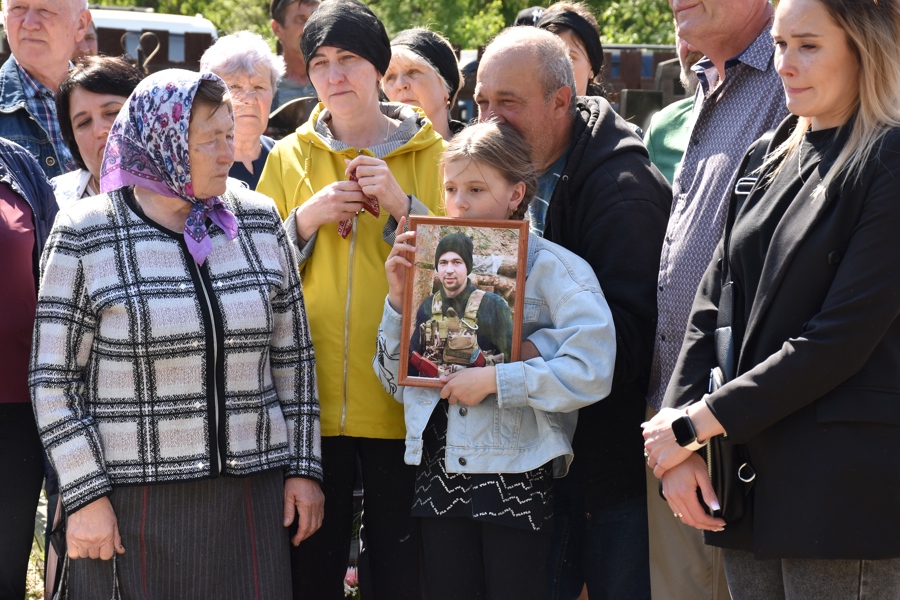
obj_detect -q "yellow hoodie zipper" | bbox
[339,148,363,435]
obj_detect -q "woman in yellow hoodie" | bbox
[257,0,445,597]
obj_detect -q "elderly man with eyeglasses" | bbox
[0,0,91,177]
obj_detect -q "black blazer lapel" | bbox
[738,143,843,364]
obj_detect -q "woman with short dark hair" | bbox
[52,55,144,207]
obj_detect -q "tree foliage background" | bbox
[93,0,675,48]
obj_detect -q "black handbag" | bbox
[704,132,775,521]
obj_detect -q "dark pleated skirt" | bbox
[67,469,291,600]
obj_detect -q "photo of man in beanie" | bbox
[409,232,514,378]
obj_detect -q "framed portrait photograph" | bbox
[399,216,529,388]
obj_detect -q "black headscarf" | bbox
[515,6,545,26]
[537,9,605,77]
[301,0,391,75]
[391,29,461,104]
[435,233,473,275]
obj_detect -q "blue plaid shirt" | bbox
[15,61,74,173]
[528,151,568,237]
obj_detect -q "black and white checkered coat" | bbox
[30,186,321,512]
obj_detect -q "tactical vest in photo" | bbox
[419,289,505,373]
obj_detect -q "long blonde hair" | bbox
[766,0,900,192]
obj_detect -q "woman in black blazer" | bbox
[642,0,900,597]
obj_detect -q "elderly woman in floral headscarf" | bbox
[29,69,322,599]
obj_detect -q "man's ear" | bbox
[73,8,91,44]
[271,19,282,38]
[552,84,573,119]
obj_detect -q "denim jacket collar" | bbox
[0,56,29,113]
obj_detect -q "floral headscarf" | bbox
[100,69,238,264]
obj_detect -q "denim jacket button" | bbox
[458,457,467,466]
[45,156,56,167]
[459,407,467,416]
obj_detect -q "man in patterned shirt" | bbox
[0,0,91,177]
[645,1,789,598]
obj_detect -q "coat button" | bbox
[459,407,467,416]
[458,457,467,466]
[45,156,56,167]
[827,251,841,265]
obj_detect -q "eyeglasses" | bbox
[225,84,272,101]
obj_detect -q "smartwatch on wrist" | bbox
[671,414,708,452]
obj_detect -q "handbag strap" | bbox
[52,555,68,600]
[715,130,777,375]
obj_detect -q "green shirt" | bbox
[644,97,694,185]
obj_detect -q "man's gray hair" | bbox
[200,31,286,91]
[486,26,576,111]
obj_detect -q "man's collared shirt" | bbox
[16,61,74,173]
[647,27,790,410]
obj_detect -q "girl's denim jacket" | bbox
[374,234,616,478]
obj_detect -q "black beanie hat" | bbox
[391,29,461,104]
[301,0,391,75]
[537,8,605,77]
[434,233,473,275]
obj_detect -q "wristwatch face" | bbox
[672,416,697,447]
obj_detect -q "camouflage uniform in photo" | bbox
[420,288,506,376]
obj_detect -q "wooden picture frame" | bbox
[399,216,529,388]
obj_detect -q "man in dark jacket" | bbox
[475,26,671,600]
